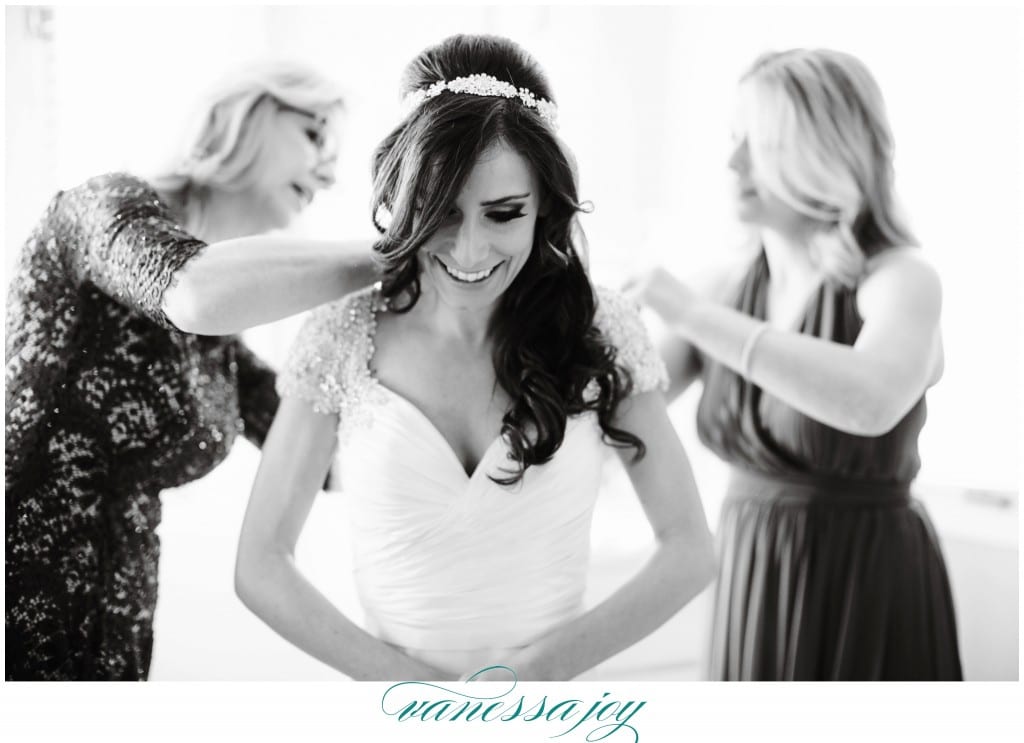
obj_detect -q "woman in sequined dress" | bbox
[5,61,376,680]
[234,35,716,681]
[627,49,962,679]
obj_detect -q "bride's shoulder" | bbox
[276,285,381,414]
[304,284,381,336]
[591,284,669,395]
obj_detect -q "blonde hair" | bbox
[739,49,917,286]
[152,60,344,232]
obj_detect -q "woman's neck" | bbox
[405,283,494,349]
[760,227,821,291]
[194,189,272,243]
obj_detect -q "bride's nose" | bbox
[450,220,489,268]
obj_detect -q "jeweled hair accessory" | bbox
[403,73,558,128]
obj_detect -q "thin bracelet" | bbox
[739,322,771,379]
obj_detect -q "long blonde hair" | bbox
[152,60,344,233]
[740,49,917,286]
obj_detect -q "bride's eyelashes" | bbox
[418,205,528,226]
[488,206,527,223]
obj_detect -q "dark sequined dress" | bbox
[5,173,279,680]
[697,249,962,680]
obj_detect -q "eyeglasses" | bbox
[276,101,337,155]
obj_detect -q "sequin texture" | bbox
[5,173,280,680]
[590,285,670,398]
[276,284,668,441]
[275,286,389,444]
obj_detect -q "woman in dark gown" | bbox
[6,61,374,680]
[627,49,961,680]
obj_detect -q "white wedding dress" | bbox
[277,284,667,675]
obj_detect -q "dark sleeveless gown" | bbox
[697,250,962,680]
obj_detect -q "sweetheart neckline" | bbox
[363,288,506,481]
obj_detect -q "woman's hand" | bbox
[622,266,697,325]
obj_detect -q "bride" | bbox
[234,33,715,681]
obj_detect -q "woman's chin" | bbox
[734,205,762,225]
[430,278,505,314]
[266,206,299,232]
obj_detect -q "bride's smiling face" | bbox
[416,142,539,312]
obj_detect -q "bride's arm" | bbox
[234,395,454,681]
[502,390,716,681]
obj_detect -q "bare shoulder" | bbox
[863,245,939,280]
[308,284,379,328]
[857,246,942,319]
[277,285,381,416]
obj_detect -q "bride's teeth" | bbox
[442,261,499,283]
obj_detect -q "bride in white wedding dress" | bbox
[234,33,715,681]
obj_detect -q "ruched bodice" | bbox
[277,284,667,674]
[342,390,605,667]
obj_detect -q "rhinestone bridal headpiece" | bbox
[403,73,558,128]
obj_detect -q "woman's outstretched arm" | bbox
[626,250,943,436]
[163,237,378,335]
[43,172,375,335]
[234,395,454,681]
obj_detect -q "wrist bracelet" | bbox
[739,322,770,379]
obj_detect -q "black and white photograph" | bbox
[4,1,1021,740]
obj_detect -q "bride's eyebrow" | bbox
[480,193,531,207]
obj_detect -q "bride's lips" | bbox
[433,256,504,285]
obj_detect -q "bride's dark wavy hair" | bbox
[370,34,644,485]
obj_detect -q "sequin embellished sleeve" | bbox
[276,289,378,417]
[593,284,669,395]
[6,173,201,489]
[55,172,207,330]
[232,340,280,449]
